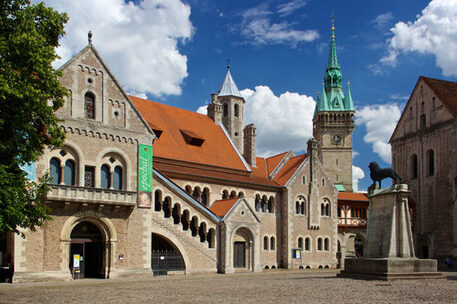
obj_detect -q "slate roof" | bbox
[421,76,457,116]
[218,69,243,98]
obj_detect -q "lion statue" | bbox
[368,161,402,189]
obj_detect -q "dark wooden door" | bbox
[233,241,246,268]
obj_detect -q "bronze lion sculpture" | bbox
[369,161,402,189]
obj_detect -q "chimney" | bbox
[208,93,222,123]
[243,124,256,167]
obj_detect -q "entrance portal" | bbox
[69,221,104,278]
[151,233,185,274]
[233,241,246,268]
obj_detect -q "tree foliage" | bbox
[0,0,68,234]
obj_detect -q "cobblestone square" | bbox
[0,270,456,304]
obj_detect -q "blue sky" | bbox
[44,0,457,191]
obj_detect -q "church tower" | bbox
[208,63,245,153]
[313,19,355,192]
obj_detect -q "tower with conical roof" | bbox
[208,63,245,153]
[313,18,355,191]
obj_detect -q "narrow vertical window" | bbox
[270,237,275,251]
[100,164,110,189]
[84,166,95,188]
[223,103,228,117]
[426,150,434,176]
[318,238,322,251]
[84,92,95,119]
[234,104,239,117]
[113,166,123,190]
[63,159,75,186]
[50,158,61,184]
[263,236,268,250]
[305,238,310,251]
[410,154,418,179]
[298,237,303,250]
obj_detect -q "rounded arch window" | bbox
[223,103,228,117]
[84,92,95,119]
[100,153,126,190]
[50,157,61,184]
[234,104,239,117]
[49,147,78,186]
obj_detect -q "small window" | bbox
[268,197,274,213]
[324,238,329,251]
[223,103,228,117]
[201,188,209,206]
[100,164,110,189]
[426,150,434,176]
[50,157,61,184]
[84,92,95,119]
[270,237,275,251]
[234,104,239,117]
[420,114,426,129]
[318,238,322,251]
[322,178,325,187]
[305,238,310,251]
[113,166,123,190]
[84,166,95,188]
[410,154,418,179]
[63,159,75,186]
[298,237,303,250]
[302,176,306,185]
[263,236,268,250]
[255,195,260,211]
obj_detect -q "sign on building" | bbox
[138,144,153,208]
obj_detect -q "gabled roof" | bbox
[266,152,288,176]
[210,198,239,217]
[273,154,307,186]
[421,76,457,116]
[338,192,368,202]
[218,69,243,98]
[131,96,248,171]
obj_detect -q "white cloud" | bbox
[372,12,394,30]
[239,3,318,46]
[241,86,316,156]
[44,0,192,97]
[356,104,401,164]
[381,0,457,76]
[196,105,207,115]
[277,0,307,17]
[352,165,365,192]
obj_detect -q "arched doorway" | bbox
[232,227,253,270]
[416,238,430,259]
[151,233,185,274]
[69,221,104,278]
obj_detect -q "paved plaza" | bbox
[0,270,456,304]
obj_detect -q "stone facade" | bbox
[390,76,457,266]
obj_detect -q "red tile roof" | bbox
[130,96,248,171]
[273,154,307,186]
[421,76,457,116]
[210,198,239,217]
[266,152,288,176]
[338,192,369,202]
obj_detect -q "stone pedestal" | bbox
[339,184,442,280]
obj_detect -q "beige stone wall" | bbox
[391,78,457,260]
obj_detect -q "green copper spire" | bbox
[313,16,354,119]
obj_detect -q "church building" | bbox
[2,24,361,282]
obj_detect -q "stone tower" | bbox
[209,64,245,153]
[312,20,355,192]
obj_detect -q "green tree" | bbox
[0,0,68,234]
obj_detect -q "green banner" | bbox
[138,144,153,208]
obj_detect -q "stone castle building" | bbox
[390,76,457,266]
[1,25,366,282]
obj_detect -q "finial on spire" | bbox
[347,81,350,86]
[331,14,335,39]
[88,31,93,45]
[227,59,230,70]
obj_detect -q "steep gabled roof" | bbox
[266,152,288,176]
[421,76,457,116]
[210,198,239,217]
[131,96,249,171]
[273,154,307,186]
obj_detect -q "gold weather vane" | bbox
[227,59,230,70]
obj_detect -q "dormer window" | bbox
[84,92,95,119]
[180,129,204,147]
[148,122,163,139]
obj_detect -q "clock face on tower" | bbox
[332,135,341,144]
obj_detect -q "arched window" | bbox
[223,103,228,117]
[263,236,269,250]
[100,164,110,189]
[192,188,201,201]
[50,157,61,184]
[222,190,228,199]
[296,201,300,214]
[84,92,95,119]
[426,150,434,176]
[321,203,325,216]
[154,190,162,212]
[201,188,209,206]
[298,237,303,250]
[305,237,310,251]
[268,197,274,213]
[296,196,306,215]
[234,104,239,117]
[230,190,236,198]
[255,195,260,211]
[113,166,122,190]
[324,238,329,251]
[301,202,305,215]
[63,159,75,185]
[261,196,267,212]
[185,185,192,194]
[410,154,418,179]
[317,238,322,251]
[270,237,275,251]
